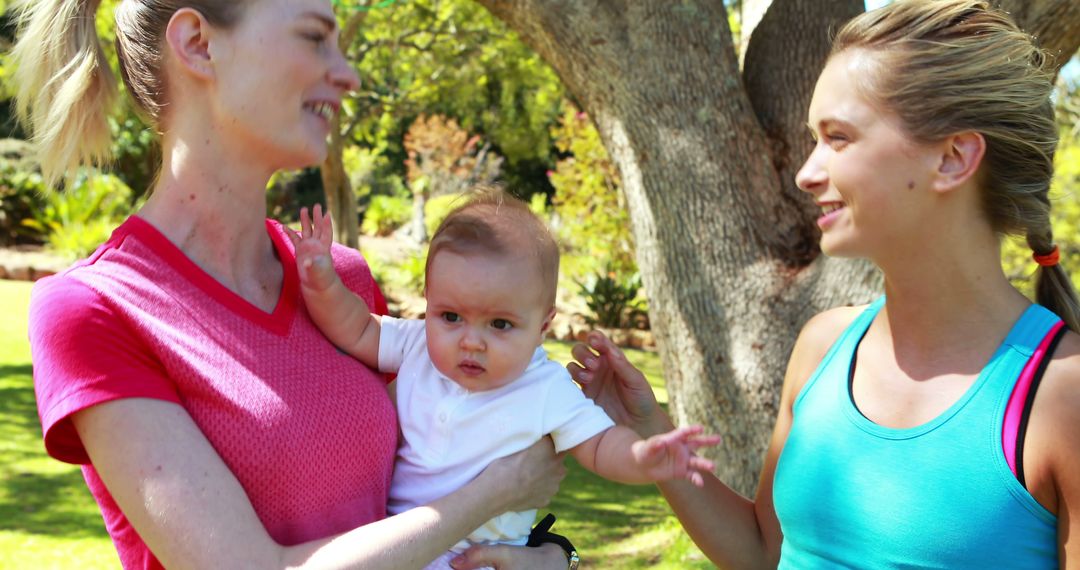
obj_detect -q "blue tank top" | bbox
[773,297,1058,568]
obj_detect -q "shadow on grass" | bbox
[0,468,107,539]
[549,458,671,548]
[0,364,38,422]
[0,362,110,540]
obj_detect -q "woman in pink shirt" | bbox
[12,1,568,568]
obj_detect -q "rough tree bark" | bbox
[473,0,1080,495]
[321,10,370,249]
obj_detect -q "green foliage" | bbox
[576,268,644,328]
[386,247,428,296]
[0,140,46,245]
[548,102,637,284]
[345,145,406,204]
[0,281,121,569]
[22,172,135,260]
[108,115,159,199]
[362,194,412,236]
[424,192,466,237]
[338,0,564,198]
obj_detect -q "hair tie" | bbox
[1033,245,1060,267]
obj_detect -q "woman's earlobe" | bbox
[165,8,215,80]
[933,131,985,193]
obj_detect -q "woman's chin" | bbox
[280,147,327,171]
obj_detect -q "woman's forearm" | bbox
[76,398,514,570]
[657,477,774,570]
[282,473,511,569]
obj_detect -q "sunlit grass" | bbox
[0,280,120,569]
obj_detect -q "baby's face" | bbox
[424,250,553,392]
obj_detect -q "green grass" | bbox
[0,280,121,569]
[0,279,713,569]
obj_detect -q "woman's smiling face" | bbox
[795,49,942,260]
[207,0,359,170]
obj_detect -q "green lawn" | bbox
[0,279,713,569]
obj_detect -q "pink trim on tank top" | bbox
[1003,320,1065,475]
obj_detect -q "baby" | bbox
[288,188,718,569]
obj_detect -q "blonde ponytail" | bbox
[11,0,118,190]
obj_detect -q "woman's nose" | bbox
[795,146,828,194]
[328,50,360,93]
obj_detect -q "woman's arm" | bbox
[1020,332,1080,566]
[569,308,856,569]
[74,397,566,570]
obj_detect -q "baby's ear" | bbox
[540,306,557,334]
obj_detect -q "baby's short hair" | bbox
[426,185,559,307]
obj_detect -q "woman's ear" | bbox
[932,130,986,194]
[164,8,216,81]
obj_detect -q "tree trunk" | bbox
[321,10,370,249]
[474,0,1079,496]
[322,119,360,248]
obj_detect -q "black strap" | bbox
[527,513,576,558]
[1015,324,1068,489]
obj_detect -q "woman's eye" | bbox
[825,133,849,148]
[442,312,461,323]
[491,319,513,331]
[302,32,328,45]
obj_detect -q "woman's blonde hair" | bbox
[11,0,248,189]
[833,0,1080,331]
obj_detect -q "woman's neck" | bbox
[874,236,1030,370]
[137,132,281,300]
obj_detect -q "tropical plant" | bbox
[22,172,135,260]
[576,267,643,329]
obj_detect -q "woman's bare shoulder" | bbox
[783,304,867,398]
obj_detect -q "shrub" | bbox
[576,267,644,329]
[424,193,467,238]
[548,102,637,283]
[0,147,47,245]
[22,172,135,261]
[362,194,412,236]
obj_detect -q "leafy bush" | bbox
[384,248,428,297]
[362,194,412,236]
[577,268,644,328]
[548,102,637,283]
[424,193,467,238]
[22,172,135,260]
[0,140,47,245]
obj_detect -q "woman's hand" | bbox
[481,437,566,513]
[451,542,567,570]
[568,331,673,437]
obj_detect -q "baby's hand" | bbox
[630,425,721,487]
[285,204,338,292]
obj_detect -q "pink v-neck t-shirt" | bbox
[28,216,398,569]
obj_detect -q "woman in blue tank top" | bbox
[569,1,1080,567]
